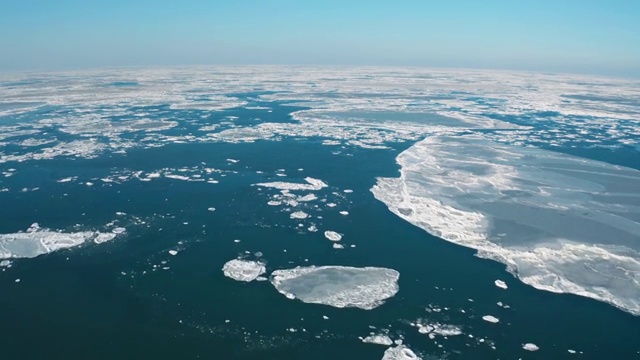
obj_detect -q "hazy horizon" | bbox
[1,0,639,78]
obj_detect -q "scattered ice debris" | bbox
[362,334,393,346]
[382,345,420,360]
[482,315,500,323]
[270,266,400,309]
[255,177,328,191]
[290,211,309,219]
[207,207,216,212]
[339,211,349,216]
[0,260,12,267]
[297,194,318,202]
[415,322,463,338]
[308,225,318,232]
[494,279,508,289]
[324,231,342,242]
[222,259,266,282]
[168,250,179,256]
[523,343,540,351]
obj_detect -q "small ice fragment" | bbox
[15,278,20,283]
[168,250,178,256]
[343,189,353,193]
[290,211,309,219]
[494,279,508,289]
[112,227,126,234]
[568,349,576,354]
[333,243,344,249]
[234,239,241,243]
[339,211,349,216]
[362,334,393,346]
[482,315,500,323]
[523,343,539,351]
[322,315,329,320]
[267,200,281,206]
[382,345,419,360]
[207,207,216,212]
[324,231,342,242]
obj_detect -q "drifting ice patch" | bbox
[494,280,508,289]
[382,345,421,360]
[290,211,309,219]
[255,177,328,191]
[324,231,342,242]
[482,315,500,323]
[362,334,393,346]
[523,343,540,351]
[222,259,266,282]
[371,133,640,316]
[0,224,117,259]
[270,265,399,309]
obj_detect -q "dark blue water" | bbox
[0,90,639,360]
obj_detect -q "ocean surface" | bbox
[0,67,639,359]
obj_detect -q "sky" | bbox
[1,0,639,76]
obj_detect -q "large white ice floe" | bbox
[255,177,328,191]
[324,231,342,242]
[381,345,421,360]
[371,133,640,316]
[270,266,400,309]
[222,259,266,282]
[0,223,119,259]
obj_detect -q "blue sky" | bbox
[1,0,639,76]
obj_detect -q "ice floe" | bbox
[222,259,266,282]
[362,334,393,346]
[324,231,342,242]
[290,211,309,219]
[523,343,540,351]
[372,133,640,315]
[255,177,328,191]
[494,280,508,290]
[482,315,500,323]
[0,223,119,259]
[381,345,421,360]
[270,265,400,309]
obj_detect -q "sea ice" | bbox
[270,265,399,309]
[494,280,508,289]
[523,343,539,351]
[381,345,421,360]
[222,259,266,282]
[255,177,328,191]
[290,211,309,219]
[324,231,342,242]
[482,315,500,323]
[362,334,393,346]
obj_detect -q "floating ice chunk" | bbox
[324,231,342,242]
[343,189,353,193]
[327,203,337,208]
[226,159,239,163]
[382,345,421,360]
[15,278,20,283]
[298,194,318,202]
[568,349,576,354]
[270,266,400,309]
[112,227,126,234]
[168,250,178,256]
[308,225,318,232]
[482,315,500,323]
[267,200,282,206]
[333,243,344,249]
[222,259,266,282]
[290,211,309,219]
[339,211,349,216]
[94,233,116,244]
[255,177,328,191]
[494,280,508,289]
[57,177,75,183]
[165,174,191,181]
[362,334,393,346]
[207,207,216,212]
[0,260,11,267]
[523,343,539,351]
